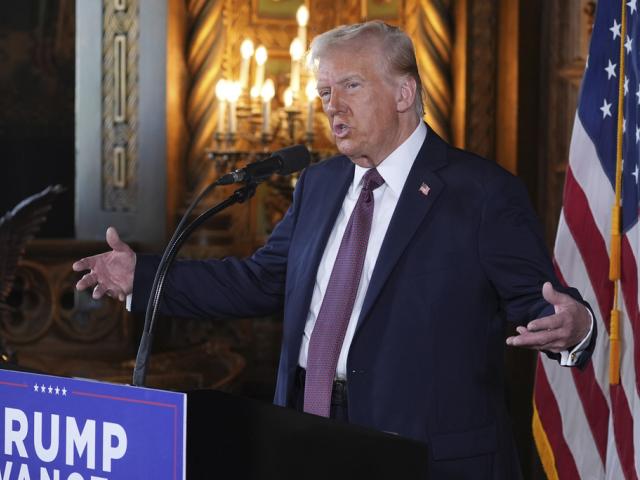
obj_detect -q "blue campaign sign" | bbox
[0,368,186,480]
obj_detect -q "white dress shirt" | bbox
[298,122,428,379]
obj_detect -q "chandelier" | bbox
[209,5,323,174]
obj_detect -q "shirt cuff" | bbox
[559,307,594,366]
[125,294,133,312]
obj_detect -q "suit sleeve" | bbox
[130,170,307,319]
[477,173,596,366]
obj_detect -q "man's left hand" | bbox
[505,282,591,353]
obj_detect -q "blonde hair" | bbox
[308,20,425,117]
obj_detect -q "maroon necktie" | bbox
[303,168,385,417]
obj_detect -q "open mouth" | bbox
[333,123,350,138]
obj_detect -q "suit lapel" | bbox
[357,129,449,328]
[298,159,354,291]
[286,157,353,364]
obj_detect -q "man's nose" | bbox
[326,90,343,113]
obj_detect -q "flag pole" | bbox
[609,0,626,386]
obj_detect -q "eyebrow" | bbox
[337,74,365,84]
[317,74,366,90]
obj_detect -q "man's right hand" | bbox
[72,226,136,301]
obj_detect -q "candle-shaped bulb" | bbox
[261,79,275,102]
[296,5,309,52]
[283,87,294,109]
[290,38,304,95]
[215,79,228,135]
[239,39,254,90]
[240,38,254,59]
[250,85,260,99]
[253,45,268,93]
[255,45,268,66]
[215,79,228,101]
[261,79,275,135]
[296,5,309,27]
[305,79,317,101]
[289,38,304,61]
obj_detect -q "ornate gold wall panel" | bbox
[102,0,139,211]
[464,0,498,160]
[406,0,452,141]
[186,0,226,190]
[1,261,54,344]
[539,0,593,243]
[167,0,190,232]
[1,256,125,348]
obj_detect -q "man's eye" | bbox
[319,90,330,99]
[347,82,359,89]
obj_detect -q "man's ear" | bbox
[396,76,417,113]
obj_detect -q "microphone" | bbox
[216,144,310,185]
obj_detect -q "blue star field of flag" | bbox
[579,0,640,233]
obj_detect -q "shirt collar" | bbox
[352,122,427,196]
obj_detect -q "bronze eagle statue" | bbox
[0,184,65,363]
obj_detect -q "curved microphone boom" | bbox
[132,144,310,386]
[216,144,310,185]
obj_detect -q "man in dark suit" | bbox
[74,21,593,478]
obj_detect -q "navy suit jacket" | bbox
[132,127,594,478]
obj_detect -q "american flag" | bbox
[533,1,640,478]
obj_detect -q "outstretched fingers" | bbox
[72,256,94,273]
[508,325,567,352]
[72,228,134,301]
[76,272,98,291]
[92,283,108,300]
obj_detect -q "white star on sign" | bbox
[605,59,617,79]
[629,0,638,15]
[635,125,640,143]
[55,386,60,395]
[62,387,67,396]
[48,386,53,394]
[625,76,630,95]
[636,84,640,104]
[633,164,639,184]
[40,385,46,393]
[601,99,613,118]
[611,18,622,39]
[33,384,39,392]
[623,117,627,133]
[626,35,633,54]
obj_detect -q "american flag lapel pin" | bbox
[419,182,430,196]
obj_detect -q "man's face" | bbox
[315,41,407,168]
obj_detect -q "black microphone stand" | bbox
[132,181,259,386]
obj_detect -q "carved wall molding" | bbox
[186,0,226,190]
[464,0,498,160]
[102,0,139,211]
[1,261,54,344]
[538,0,590,243]
[406,0,452,141]
[1,259,123,346]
